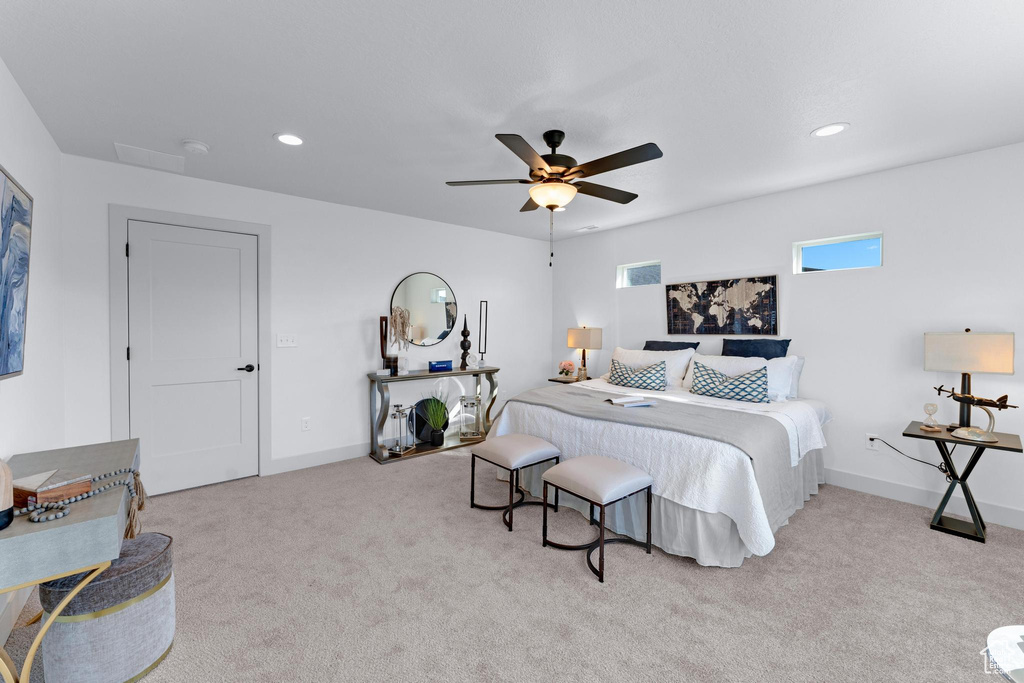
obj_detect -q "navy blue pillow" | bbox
[643,340,700,351]
[721,339,791,359]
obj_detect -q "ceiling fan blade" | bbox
[446,179,532,186]
[496,134,552,175]
[570,142,663,178]
[573,181,638,204]
[520,197,540,212]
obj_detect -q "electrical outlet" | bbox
[301,417,312,432]
[277,334,298,348]
[865,433,880,451]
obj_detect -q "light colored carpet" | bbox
[6,448,1022,682]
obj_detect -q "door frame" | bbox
[108,205,272,478]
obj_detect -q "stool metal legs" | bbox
[542,484,653,583]
[470,454,559,531]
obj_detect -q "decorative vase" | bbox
[430,429,445,447]
[1,459,13,531]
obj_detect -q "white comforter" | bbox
[491,379,831,558]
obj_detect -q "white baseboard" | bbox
[0,588,30,650]
[825,467,1024,531]
[260,442,369,477]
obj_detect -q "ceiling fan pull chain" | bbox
[549,210,554,267]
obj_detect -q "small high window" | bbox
[793,233,883,273]
[616,260,662,288]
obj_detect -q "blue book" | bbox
[429,360,453,373]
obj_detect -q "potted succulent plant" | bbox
[423,391,450,447]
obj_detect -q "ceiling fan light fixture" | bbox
[529,181,577,210]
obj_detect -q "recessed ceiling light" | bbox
[810,122,850,137]
[275,133,303,146]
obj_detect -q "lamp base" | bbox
[951,427,998,443]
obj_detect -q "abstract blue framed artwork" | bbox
[0,164,33,379]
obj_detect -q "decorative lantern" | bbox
[388,404,415,456]
[459,395,483,442]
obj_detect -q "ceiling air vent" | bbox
[113,143,185,174]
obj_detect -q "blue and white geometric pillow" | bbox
[607,359,668,391]
[689,361,770,403]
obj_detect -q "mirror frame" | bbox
[389,272,458,348]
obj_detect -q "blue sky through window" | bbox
[801,237,881,272]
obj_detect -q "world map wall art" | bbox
[0,164,33,379]
[666,275,778,335]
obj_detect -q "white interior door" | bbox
[128,220,259,494]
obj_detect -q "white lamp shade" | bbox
[924,332,1014,374]
[567,327,602,350]
[529,182,577,210]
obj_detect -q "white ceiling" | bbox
[3,1,1024,240]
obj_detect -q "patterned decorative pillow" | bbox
[607,359,668,391]
[689,361,770,403]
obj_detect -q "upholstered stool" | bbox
[542,455,653,582]
[471,434,560,531]
[39,533,174,683]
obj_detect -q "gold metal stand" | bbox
[0,561,111,683]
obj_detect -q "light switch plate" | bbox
[301,417,312,432]
[277,333,298,348]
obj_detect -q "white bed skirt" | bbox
[516,449,825,568]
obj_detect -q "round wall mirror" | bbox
[390,273,457,347]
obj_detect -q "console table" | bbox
[368,366,499,464]
[902,421,1022,543]
[0,439,141,683]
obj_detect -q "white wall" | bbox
[553,142,1024,528]
[0,55,66,644]
[60,155,552,471]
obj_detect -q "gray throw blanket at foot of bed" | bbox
[506,385,791,478]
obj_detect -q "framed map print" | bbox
[666,275,778,335]
[1,163,33,379]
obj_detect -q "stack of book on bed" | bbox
[604,395,657,408]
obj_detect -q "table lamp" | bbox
[567,327,602,380]
[924,330,1014,432]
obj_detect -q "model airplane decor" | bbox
[933,385,1018,442]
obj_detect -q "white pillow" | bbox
[601,347,695,389]
[789,356,805,398]
[683,353,800,401]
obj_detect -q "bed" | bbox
[490,377,831,568]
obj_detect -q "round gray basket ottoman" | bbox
[39,533,174,683]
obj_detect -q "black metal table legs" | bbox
[930,441,987,543]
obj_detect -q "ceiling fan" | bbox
[446,130,663,212]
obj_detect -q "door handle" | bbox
[237,364,255,372]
